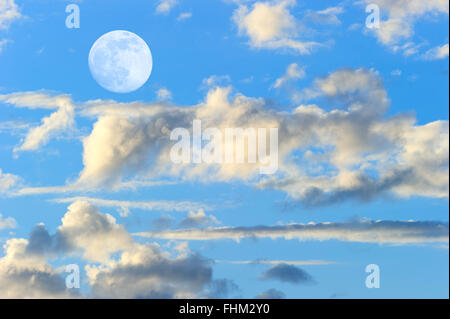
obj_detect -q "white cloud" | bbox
[5,68,449,205]
[0,213,16,229]
[156,87,173,100]
[156,0,178,14]
[0,0,21,30]
[0,92,76,152]
[177,12,192,21]
[86,243,212,298]
[51,196,212,217]
[422,43,449,60]
[306,6,344,25]
[0,168,20,194]
[363,0,449,55]
[202,75,231,88]
[272,63,305,89]
[0,238,73,298]
[179,209,220,228]
[137,220,449,245]
[0,201,215,298]
[233,0,320,54]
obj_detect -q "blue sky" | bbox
[0,0,448,298]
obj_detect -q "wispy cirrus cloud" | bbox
[51,196,213,217]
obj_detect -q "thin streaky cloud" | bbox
[51,196,213,213]
[215,259,336,265]
[135,220,449,245]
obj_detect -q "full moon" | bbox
[88,30,153,93]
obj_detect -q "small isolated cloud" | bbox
[218,259,333,266]
[255,288,286,299]
[422,43,449,60]
[177,12,192,21]
[202,75,231,89]
[260,263,315,284]
[0,169,20,194]
[0,0,22,30]
[306,6,344,25]
[156,0,178,14]
[156,87,173,100]
[391,69,402,76]
[272,63,305,89]
[0,213,16,229]
[179,209,220,228]
[152,214,175,230]
[0,38,10,53]
[233,0,320,54]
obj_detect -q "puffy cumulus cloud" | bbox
[0,168,20,194]
[0,213,16,229]
[136,220,450,245]
[255,288,286,299]
[0,238,72,298]
[156,0,178,14]
[0,0,21,30]
[260,263,315,284]
[179,209,220,228]
[7,68,449,205]
[233,0,319,54]
[363,0,449,54]
[1,201,216,298]
[0,92,76,152]
[56,201,133,262]
[86,244,212,298]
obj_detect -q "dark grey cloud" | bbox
[89,252,213,299]
[260,264,316,284]
[206,279,240,298]
[178,210,220,228]
[255,288,286,299]
[151,214,175,230]
[25,224,71,256]
[298,168,415,208]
